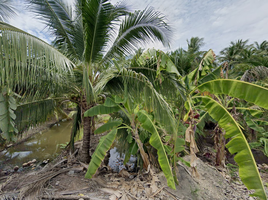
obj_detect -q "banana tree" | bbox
[84,95,184,189]
[185,79,268,199]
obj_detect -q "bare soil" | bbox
[1,131,268,199]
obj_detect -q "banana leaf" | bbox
[193,96,267,200]
[94,119,122,134]
[137,110,175,189]
[85,129,117,179]
[197,79,268,109]
[84,104,120,117]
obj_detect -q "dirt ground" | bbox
[1,129,268,199]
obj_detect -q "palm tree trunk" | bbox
[79,99,94,163]
[80,116,92,163]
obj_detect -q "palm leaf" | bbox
[28,0,79,60]
[137,110,175,189]
[193,96,266,199]
[0,22,74,98]
[95,67,176,134]
[15,98,55,133]
[83,66,96,104]
[0,0,17,22]
[0,91,17,141]
[69,106,82,152]
[103,7,171,62]
[82,0,127,63]
[85,128,117,178]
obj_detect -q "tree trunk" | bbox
[80,116,92,163]
[79,99,95,163]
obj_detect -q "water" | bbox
[0,120,72,169]
[108,147,136,172]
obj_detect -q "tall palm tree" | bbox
[0,0,171,163]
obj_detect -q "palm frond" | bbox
[241,66,268,83]
[103,7,171,63]
[82,0,128,64]
[0,0,17,22]
[95,67,176,134]
[15,98,55,134]
[0,22,74,98]
[28,0,79,61]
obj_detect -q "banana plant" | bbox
[84,96,185,189]
[185,79,268,199]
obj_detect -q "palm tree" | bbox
[186,36,204,55]
[0,0,16,22]
[0,0,171,163]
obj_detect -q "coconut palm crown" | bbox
[0,0,171,163]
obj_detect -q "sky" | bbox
[7,0,268,55]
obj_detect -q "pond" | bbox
[0,120,72,170]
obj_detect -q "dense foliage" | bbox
[1,1,268,199]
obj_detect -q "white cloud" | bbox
[8,0,268,55]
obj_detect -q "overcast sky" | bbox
[8,0,268,55]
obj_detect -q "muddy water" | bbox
[0,121,72,169]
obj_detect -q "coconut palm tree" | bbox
[0,0,171,163]
[0,0,17,22]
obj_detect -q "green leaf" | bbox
[0,92,17,141]
[94,119,122,134]
[114,96,125,103]
[177,157,191,167]
[197,79,268,109]
[123,142,138,165]
[174,138,185,153]
[104,97,118,107]
[84,105,120,117]
[198,66,222,84]
[85,129,117,179]
[137,110,175,189]
[193,96,266,200]
[126,133,133,143]
[260,138,268,156]
[244,116,265,133]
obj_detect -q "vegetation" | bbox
[1,1,268,199]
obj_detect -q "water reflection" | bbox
[0,120,72,168]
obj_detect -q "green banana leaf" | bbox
[84,104,120,117]
[182,49,216,85]
[85,129,117,179]
[198,66,222,85]
[244,116,265,133]
[193,96,267,199]
[94,119,122,134]
[197,79,268,109]
[260,138,268,156]
[104,97,118,107]
[137,110,175,189]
